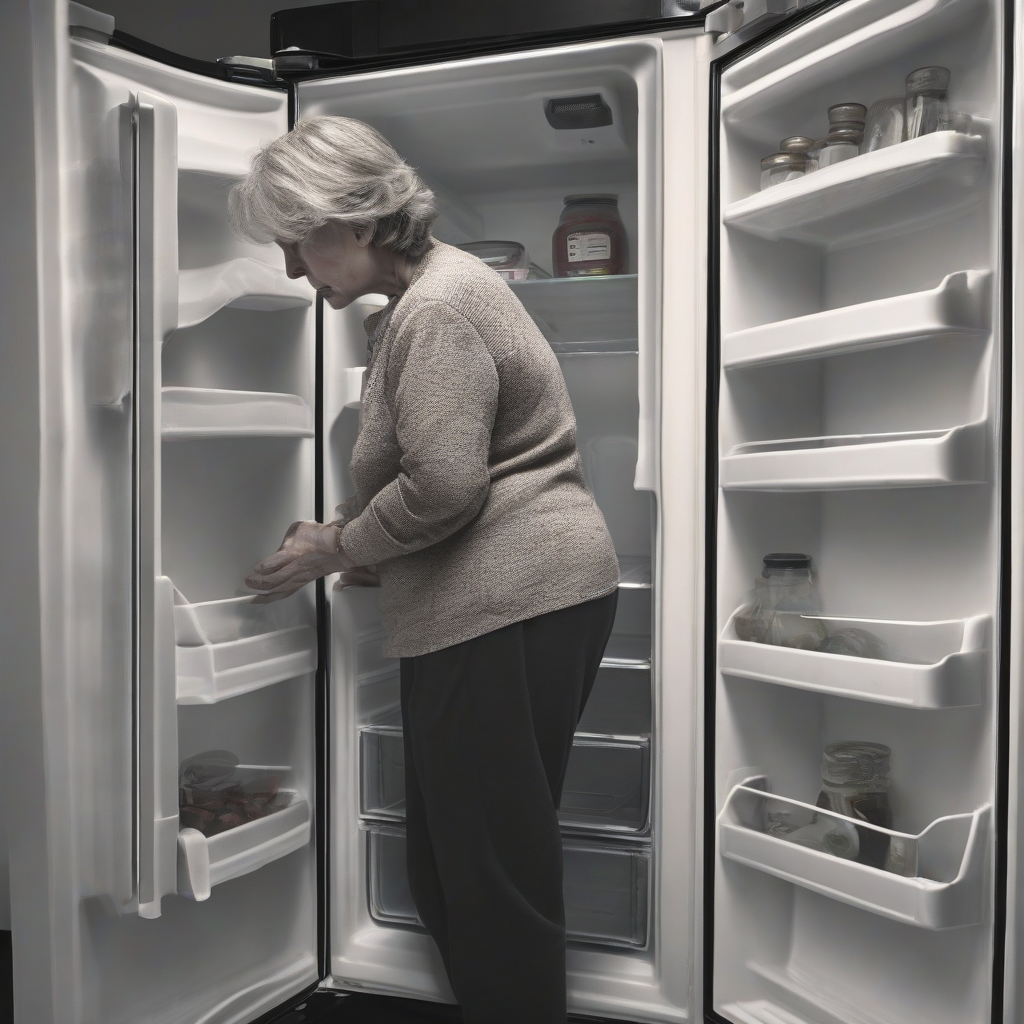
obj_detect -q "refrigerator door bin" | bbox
[360,728,650,833]
[718,782,989,929]
[720,420,986,490]
[177,258,313,329]
[722,270,990,369]
[719,612,988,707]
[509,275,638,353]
[723,132,986,249]
[365,825,650,947]
[161,386,315,438]
[173,590,317,704]
[177,792,311,901]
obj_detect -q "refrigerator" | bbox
[1,0,1021,1021]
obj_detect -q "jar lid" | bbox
[760,152,804,170]
[821,742,891,787]
[762,552,811,570]
[563,193,619,206]
[825,126,864,143]
[828,102,867,124]
[779,136,815,153]
[906,66,950,93]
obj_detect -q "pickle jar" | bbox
[552,194,627,277]
[904,66,950,140]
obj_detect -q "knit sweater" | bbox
[340,240,620,658]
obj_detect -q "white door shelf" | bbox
[602,632,652,668]
[718,781,989,929]
[173,590,317,704]
[719,612,988,708]
[723,270,991,369]
[177,793,311,901]
[617,555,652,589]
[161,387,314,438]
[720,421,986,491]
[177,258,313,329]
[509,275,638,352]
[724,132,987,250]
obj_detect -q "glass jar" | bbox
[552,194,627,278]
[733,553,827,649]
[816,741,893,869]
[806,103,866,172]
[862,97,905,152]
[904,66,950,141]
[759,152,807,190]
[779,135,815,156]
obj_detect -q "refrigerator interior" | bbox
[300,36,693,1018]
[712,0,1004,1022]
[64,34,319,1024]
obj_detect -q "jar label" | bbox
[566,231,611,263]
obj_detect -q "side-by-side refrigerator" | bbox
[2,0,1023,1022]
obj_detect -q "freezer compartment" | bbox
[724,131,986,250]
[360,727,649,833]
[177,258,313,329]
[722,270,990,369]
[720,421,986,491]
[718,779,988,930]
[365,825,650,947]
[720,611,988,708]
[177,791,311,902]
[161,386,314,438]
[173,589,317,704]
[509,275,638,353]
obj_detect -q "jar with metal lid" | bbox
[779,136,815,155]
[904,66,950,141]
[552,194,627,278]
[759,152,807,190]
[806,103,866,171]
[815,741,893,869]
[733,553,827,649]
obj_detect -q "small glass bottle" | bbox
[904,66,950,141]
[734,553,827,649]
[807,103,866,172]
[816,741,893,869]
[552,194,627,278]
[759,152,807,190]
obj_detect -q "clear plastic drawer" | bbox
[365,825,650,948]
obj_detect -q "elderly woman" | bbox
[231,116,619,1023]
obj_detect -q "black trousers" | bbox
[400,591,618,1023]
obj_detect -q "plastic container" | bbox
[552,195,627,278]
[862,97,905,152]
[760,152,807,190]
[905,66,950,141]
[456,240,531,280]
[732,553,827,649]
[178,750,292,837]
[816,741,894,869]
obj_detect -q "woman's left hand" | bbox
[245,520,357,597]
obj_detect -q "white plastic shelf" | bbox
[509,275,638,352]
[177,793,310,901]
[719,612,988,708]
[720,421,986,491]
[718,780,988,929]
[617,555,652,589]
[177,258,312,329]
[173,590,317,704]
[723,270,990,369]
[724,132,987,250]
[602,633,652,668]
[161,387,314,439]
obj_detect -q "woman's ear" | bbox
[353,223,375,248]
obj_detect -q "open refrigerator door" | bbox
[708,0,1009,1022]
[298,26,710,1022]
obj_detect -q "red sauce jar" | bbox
[552,194,627,278]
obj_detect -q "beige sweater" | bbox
[340,240,619,658]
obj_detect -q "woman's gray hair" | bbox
[229,115,437,258]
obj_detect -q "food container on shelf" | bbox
[760,151,807,189]
[552,194,627,277]
[456,240,531,280]
[905,66,951,140]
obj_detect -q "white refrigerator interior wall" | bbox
[713,0,1004,1021]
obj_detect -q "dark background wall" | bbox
[87,0,340,62]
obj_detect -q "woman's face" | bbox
[279,222,380,309]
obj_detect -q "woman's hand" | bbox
[245,520,357,597]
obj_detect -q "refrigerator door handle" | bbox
[134,91,180,918]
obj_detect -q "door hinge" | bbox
[216,55,278,84]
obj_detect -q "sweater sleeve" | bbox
[340,301,500,566]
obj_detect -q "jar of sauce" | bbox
[552,194,627,277]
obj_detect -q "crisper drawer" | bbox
[360,727,650,832]
[365,824,650,948]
